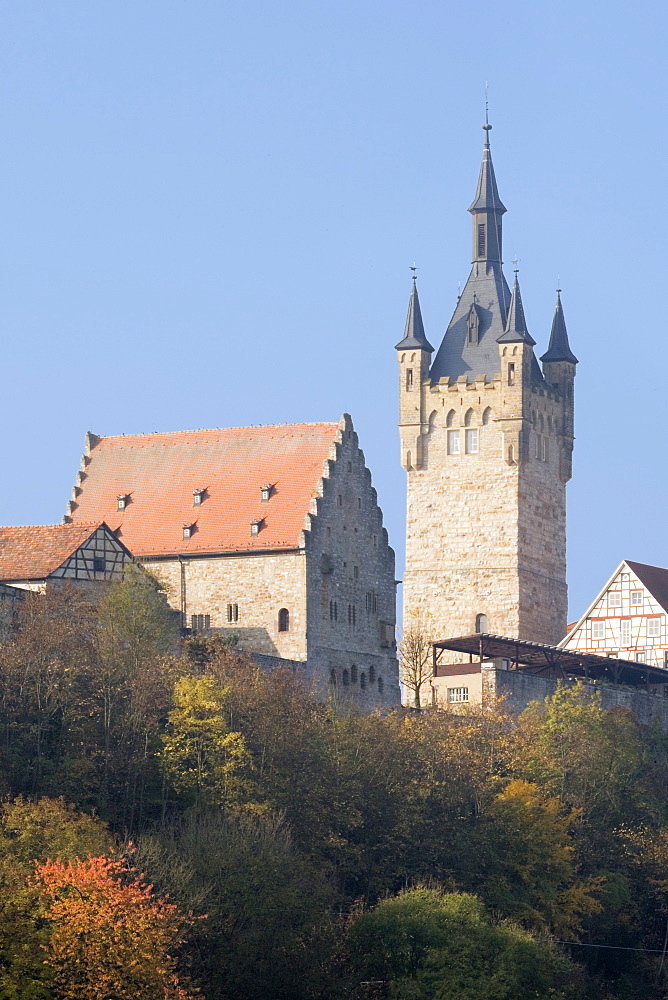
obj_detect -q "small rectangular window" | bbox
[447,687,469,703]
[648,617,662,638]
[465,429,478,454]
[631,590,643,606]
[507,363,515,386]
[621,619,631,645]
[93,557,105,573]
[353,565,359,579]
[591,620,605,639]
[447,430,460,455]
[406,369,413,389]
[636,651,646,663]
[227,604,239,623]
[542,437,548,462]
[337,495,343,507]
[608,591,622,608]
[191,614,211,631]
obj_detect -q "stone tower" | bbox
[397,123,577,645]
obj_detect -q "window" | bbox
[664,651,668,668]
[227,604,239,623]
[446,409,456,427]
[608,591,622,608]
[251,519,263,536]
[357,497,362,509]
[117,495,128,511]
[406,369,413,389]
[467,304,479,345]
[347,461,352,472]
[482,407,492,425]
[377,676,384,694]
[193,489,205,506]
[636,652,647,663]
[278,608,290,632]
[591,620,605,639]
[631,590,643,606]
[93,557,105,573]
[534,434,542,460]
[261,485,272,502]
[477,223,486,257]
[337,495,343,507]
[366,592,377,614]
[447,687,469,703]
[348,604,356,627]
[190,614,211,631]
[342,669,350,687]
[183,525,193,540]
[351,664,358,683]
[475,613,488,634]
[447,430,460,455]
[360,671,367,689]
[648,617,662,638]
[353,565,359,579]
[330,600,338,622]
[465,429,478,454]
[621,619,631,645]
[507,363,515,386]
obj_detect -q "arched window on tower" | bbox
[278,608,290,632]
[475,614,488,634]
[482,407,492,425]
[467,303,480,345]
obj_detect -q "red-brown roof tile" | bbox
[0,523,104,581]
[67,422,343,558]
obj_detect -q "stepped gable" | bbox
[66,422,342,558]
[0,523,104,581]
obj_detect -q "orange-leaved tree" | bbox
[31,854,200,1000]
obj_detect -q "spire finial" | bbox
[410,262,418,285]
[483,82,492,145]
[511,256,520,275]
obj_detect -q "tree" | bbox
[160,675,258,814]
[348,887,582,1000]
[32,854,198,1000]
[398,611,435,709]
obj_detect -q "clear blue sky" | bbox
[1,0,665,622]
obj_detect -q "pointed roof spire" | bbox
[497,271,536,345]
[395,275,435,352]
[540,290,578,364]
[468,119,507,215]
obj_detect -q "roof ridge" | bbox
[0,522,103,531]
[97,421,342,443]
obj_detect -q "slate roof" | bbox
[497,274,536,346]
[540,292,578,365]
[625,561,668,615]
[395,281,434,352]
[0,523,104,582]
[66,422,344,558]
[468,135,507,215]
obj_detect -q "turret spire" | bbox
[497,272,536,345]
[540,290,578,364]
[395,277,434,352]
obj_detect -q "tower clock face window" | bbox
[465,429,478,454]
[447,430,460,455]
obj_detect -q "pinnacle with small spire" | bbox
[497,272,536,345]
[468,121,507,217]
[395,277,434,352]
[540,291,578,365]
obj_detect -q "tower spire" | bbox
[395,274,434,352]
[540,290,578,364]
[497,271,536,345]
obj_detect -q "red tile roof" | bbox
[67,422,343,558]
[0,523,104,581]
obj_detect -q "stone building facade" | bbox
[397,123,577,646]
[64,415,400,707]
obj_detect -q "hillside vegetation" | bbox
[2,573,668,999]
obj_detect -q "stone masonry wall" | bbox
[142,550,308,661]
[304,415,401,707]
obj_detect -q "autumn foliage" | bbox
[31,854,197,1000]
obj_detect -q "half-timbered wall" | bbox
[563,564,668,669]
[49,526,130,582]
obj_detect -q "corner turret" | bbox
[541,291,577,481]
[396,278,433,471]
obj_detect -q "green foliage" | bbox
[348,888,583,1000]
[160,675,258,813]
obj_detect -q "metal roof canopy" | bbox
[433,634,668,689]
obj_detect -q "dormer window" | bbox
[251,518,264,536]
[193,489,205,507]
[117,495,128,511]
[467,303,479,345]
[260,485,273,502]
[183,524,194,540]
